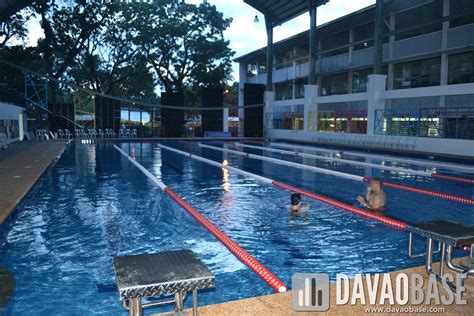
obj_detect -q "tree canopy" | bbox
[0,0,235,104]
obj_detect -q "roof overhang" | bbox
[244,0,330,27]
[0,0,35,22]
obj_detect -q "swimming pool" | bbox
[1,140,473,315]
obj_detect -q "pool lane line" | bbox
[200,143,474,206]
[235,143,434,177]
[158,144,407,230]
[264,141,474,176]
[112,144,287,293]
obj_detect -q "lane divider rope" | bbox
[113,144,287,293]
[158,144,408,230]
[264,141,474,175]
[200,143,474,206]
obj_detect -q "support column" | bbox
[308,2,318,85]
[264,91,274,137]
[373,0,384,74]
[304,84,319,132]
[222,108,229,132]
[439,0,450,137]
[19,111,27,141]
[440,0,450,103]
[238,63,246,137]
[387,12,395,90]
[367,74,387,135]
[265,17,274,92]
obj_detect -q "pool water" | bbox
[0,140,472,315]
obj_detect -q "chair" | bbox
[125,129,131,138]
[98,129,105,138]
[88,129,97,139]
[105,129,115,138]
[118,129,125,138]
[76,129,84,138]
[0,133,8,149]
[58,129,65,139]
[131,129,138,138]
[64,129,72,138]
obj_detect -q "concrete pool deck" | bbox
[0,140,68,224]
[158,259,474,316]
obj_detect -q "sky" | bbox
[24,0,376,83]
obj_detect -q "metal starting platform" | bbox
[113,250,215,316]
[407,220,474,291]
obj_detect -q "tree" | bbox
[33,0,114,101]
[224,81,239,117]
[136,0,235,94]
[69,2,156,101]
[0,10,32,48]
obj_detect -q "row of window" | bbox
[247,0,474,75]
[274,51,474,100]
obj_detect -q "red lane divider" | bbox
[164,187,288,293]
[362,177,474,205]
[272,181,407,230]
[431,173,474,184]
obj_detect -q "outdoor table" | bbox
[113,250,215,316]
[407,220,474,291]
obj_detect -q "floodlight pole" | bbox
[265,16,273,91]
[308,0,318,85]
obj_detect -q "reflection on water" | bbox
[0,140,472,315]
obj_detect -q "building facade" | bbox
[236,0,474,157]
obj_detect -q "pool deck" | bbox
[158,259,474,316]
[0,140,68,224]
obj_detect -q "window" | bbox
[395,0,443,40]
[353,22,374,51]
[352,68,372,93]
[276,49,295,69]
[321,72,348,96]
[393,57,441,89]
[247,63,257,77]
[320,29,349,58]
[448,52,474,84]
[450,0,474,28]
[295,79,307,99]
[275,82,293,100]
[258,63,267,74]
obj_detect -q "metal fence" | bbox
[374,107,474,139]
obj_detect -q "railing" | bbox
[374,107,474,139]
[266,112,304,130]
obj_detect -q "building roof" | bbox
[0,0,34,22]
[234,3,377,63]
[243,0,330,27]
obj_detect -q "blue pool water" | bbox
[0,140,473,315]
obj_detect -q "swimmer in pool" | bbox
[357,177,387,212]
[287,193,310,213]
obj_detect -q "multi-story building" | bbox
[236,0,474,157]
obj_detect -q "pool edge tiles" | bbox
[0,140,68,224]
[155,258,474,316]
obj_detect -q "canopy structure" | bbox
[243,0,329,27]
[243,0,331,89]
[0,0,34,22]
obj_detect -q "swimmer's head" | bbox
[291,193,302,206]
[370,177,383,190]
